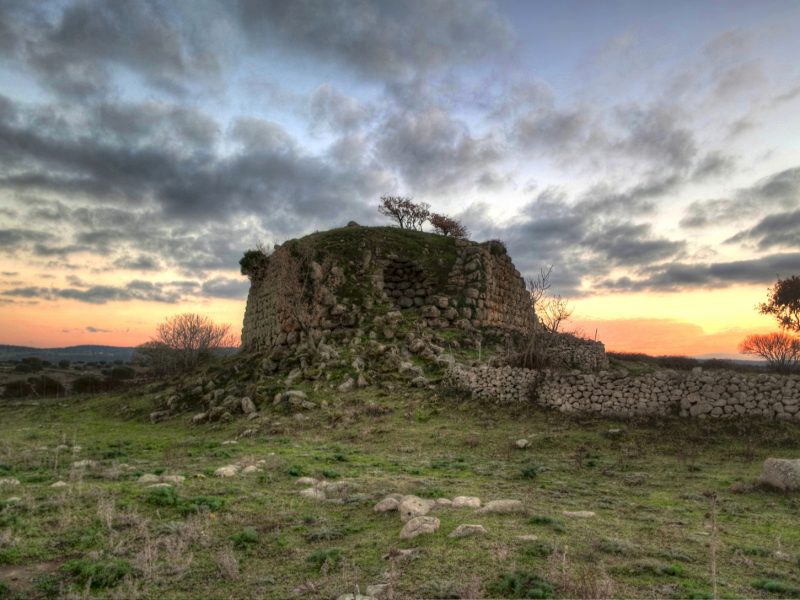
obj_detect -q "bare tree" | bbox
[150,313,236,371]
[540,295,574,334]
[739,332,800,373]
[526,265,553,313]
[378,196,430,231]
[429,213,469,238]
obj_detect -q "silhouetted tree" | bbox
[140,313,235,372]
[430,213,469,238]
[739,332,800,373]
[760,275,800,333]
[378,196,430,230]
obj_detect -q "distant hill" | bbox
[0,344,136,363]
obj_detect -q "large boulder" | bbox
[399,516,440,540]
[760,458,800,491]
[398,495,435,522]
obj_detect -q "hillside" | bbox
[0,344,136,363]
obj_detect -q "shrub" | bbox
[230,527,259,548]
[2,380,33,398]
[306,548,343,571]
[58,360,70,368]
[753,579,800,598]
[63,558,133,589]
[487,570,555,599]
[108,365,135,380]
[31,376,65,397]
[71,376,118,394]
[240,247,271,279]
[430,213,469,238]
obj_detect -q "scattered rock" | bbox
[514,438,530,449]
[214,465,240,478]
[563,510,596,518]
[477,500,525,514]
[149,410,170,423]
[338,378,355,393]
[0,477,20,487]
[147,483,173,489]
[399,516,440,540]
[137,474,160,484]
[240,397,256,415]
[434,498,453,507]
[71,460,98,469]
[451,496,481,508]
[300,487,326,501]
[449,524,487,538]
[296,477,319,486]
[374,497,400,512]
[241,465,261,475]
[411,376,429,388]
[515,534,539,541]
[398,495,435,522]
[50,481,68,488]
[191,412,208,424]
[366,583,390,599]
[759,458,800,491]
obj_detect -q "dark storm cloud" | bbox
[112,254,163,271]
[598,252,800,292]
[309,85,374,134]
[0,96,386,234]
[376,108,499,193]
[201,277,250,299]
[0,228,50,249]
[1,280,187,304]
[582,223,686,267]
[235,0,513,82]
[4,0,225,97]
[725,209,800,250]
[680,165,800,228]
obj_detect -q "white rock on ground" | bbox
[563,510,596,518]
[759,458,800,491]
[214,465,240,478]
[160,475,185,485]
[296,477,319,486]
[398,495,435,522]
[241,465,261,475]
[399,516,440,540]
[449,524,487,538]
[515,439,530,449]
[477,500,526,514]
[435,498,453,507]
[0,478,20,487]
[516,534,539,541]
[300,487,326,501]
[138,474,160,484]
[50,481,68,488]
[374,497,400,512]
[451,496,481,508]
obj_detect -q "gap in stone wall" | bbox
[382,258,432,309]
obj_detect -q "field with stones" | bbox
[2,382,800,600]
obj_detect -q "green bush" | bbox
[230,527,259,548]
[146,486,179,507]
[306,548,343,571]
[71,376,118,394]
[487,570,555,599]
[109,366,135,380]
[58,360,70,369]
[63,558,132,589]
[753,579,800,598]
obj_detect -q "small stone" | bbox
[563,510,596,518]
[240,397,256,415]
[515,535,539,541]
[300,487,326,501]
[160,475,185,485]
[337,378,355,393]
[399,516,440,540]
[515,439,530,449]
[50,481,68,488]
[296,477,319,486]
[241,465,261,475]
[147,483,173,489]
[71,460,97,469]
[449,524,487,538]
[374,497,400,512]
[477,500,525,514]
[138,474,160,484]
[366,583,390,598]
[451,496,481,508]
[214,465,239,478]
[435,498,453,507]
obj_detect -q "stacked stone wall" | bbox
[445,363,800,422]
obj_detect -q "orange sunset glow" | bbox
[1,0,798,356]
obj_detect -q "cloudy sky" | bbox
[0,0,798,354]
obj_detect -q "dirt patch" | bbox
[0,560,62,595]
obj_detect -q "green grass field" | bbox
[1,386,799,599]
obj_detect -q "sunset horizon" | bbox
[1,0,798,358]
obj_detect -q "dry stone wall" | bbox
[445,363,800,422]
[242,228,536,351]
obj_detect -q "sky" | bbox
[0,0,798,355]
